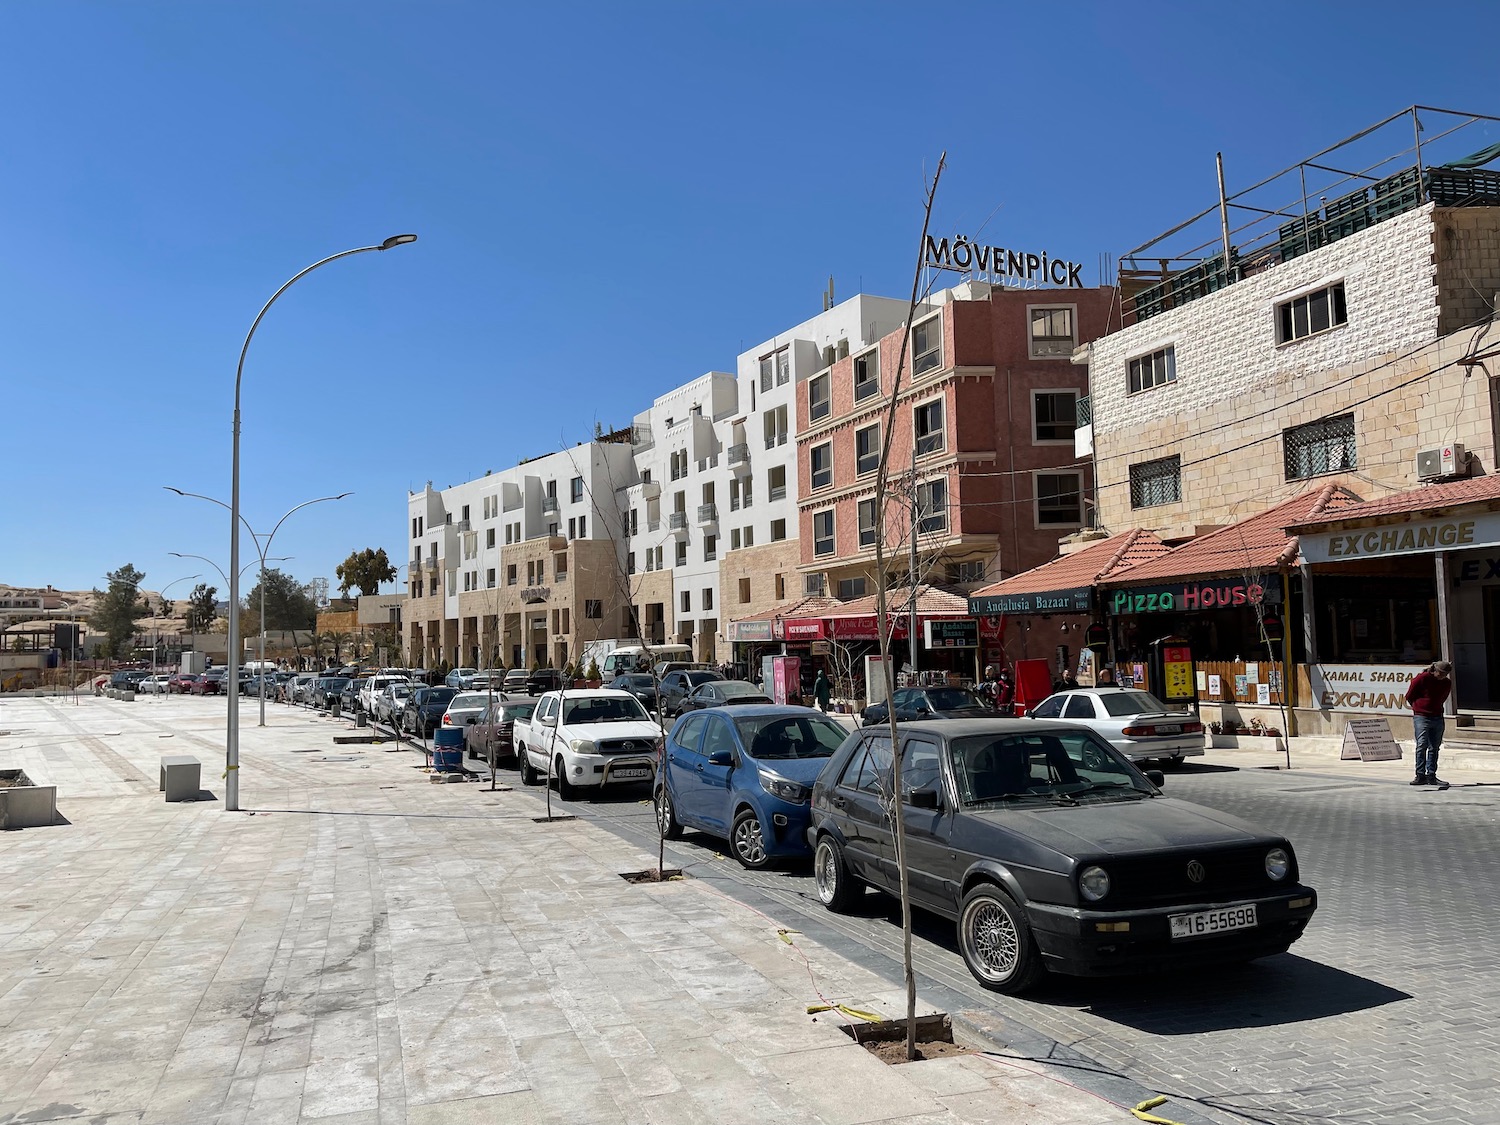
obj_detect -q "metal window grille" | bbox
[1128,346,1176,394]
[1129,456,1182,509]
[1285,413,1357,480]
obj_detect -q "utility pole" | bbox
[907,443,919,678]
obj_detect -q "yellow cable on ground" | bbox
[1131,1096,1187,1125]
[805,1002,885,1023]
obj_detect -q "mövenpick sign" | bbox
[925,235,1085,287]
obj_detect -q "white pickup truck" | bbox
[514,689,663,799]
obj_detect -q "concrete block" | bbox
[0,770,58,829]
[159,755,202,802]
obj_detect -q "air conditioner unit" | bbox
[1416,443,1469,481]
[803,574,826,596]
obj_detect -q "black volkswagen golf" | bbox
[807,718,1317,994]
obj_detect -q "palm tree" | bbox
[331,632,352,664]
[307,631,329,669]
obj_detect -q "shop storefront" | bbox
[1290,476,1500,720]
[967,529,1169,683]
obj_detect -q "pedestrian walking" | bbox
[813,669,831,712]
[1406,660,1453,788]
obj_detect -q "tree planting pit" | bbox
[619,868,685,884]
[839,1013,968,1064]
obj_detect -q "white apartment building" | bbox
[404,439,637,670]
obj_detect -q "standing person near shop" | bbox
[813,669,831,712]
[1406,660,1453,788]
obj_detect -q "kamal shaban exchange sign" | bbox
[925,235,1085,287]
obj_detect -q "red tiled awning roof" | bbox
[823,584,969,618]
[729,595,845,624]
[1286,474,1500,530]
[969,529,1169,600]
[1102,485,1362,584]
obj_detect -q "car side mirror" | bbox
[1024,708,1035,718]
[1145,769,1165,788]
[909,787,941,810]
[707,750,733,767]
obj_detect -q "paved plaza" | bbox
[0,693,1127,1125]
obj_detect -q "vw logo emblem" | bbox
[1185,860,1207,883]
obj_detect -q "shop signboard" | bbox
[923,619,978,649]
[968,586,1091,616]
[1106,575,1281,615]
[1161,643,1194,702]
[783,618,825,641]
[727,620,774,643]
[1307,663,1424,715]
[1300,511,1500,564]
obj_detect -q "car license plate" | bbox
[612,767,651,781]
[1169,904,1257,939]
[1155,724,1181,734]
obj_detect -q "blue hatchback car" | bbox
[655,705,853,868]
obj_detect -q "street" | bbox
[564,755,1500,1125]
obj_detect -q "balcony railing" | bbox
[542,495,559,514]
[764,432,787,450]
[697,503,718,525]
[728,442,748,465]
[632,424,653,450]
[668,511,688,531]
[423,557,439,571]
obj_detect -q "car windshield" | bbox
[1099,691,1175,717]
[733,714,848,759]
[563,696,649,723]
[684,671,721,686]
[501,702,537,721]
[421,688,458,705]
[950,731,1152,805]
[450,693,490,710]
[616,675,652,690]
[922,688,989,711]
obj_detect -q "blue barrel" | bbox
[432,726,464,772]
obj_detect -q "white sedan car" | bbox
[374,682,413,726]
[1026,687,1205,765]
[137,674,173,694]
[441,692,494,730]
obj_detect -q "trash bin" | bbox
[432,726,464,772]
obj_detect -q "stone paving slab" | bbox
[0,695,1119,1125]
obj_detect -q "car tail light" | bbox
[1183,721,1204,734]
[441,713,453,725]
[1121,725,1149,736]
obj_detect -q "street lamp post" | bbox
[169,553,291,676]
[225,234,417,812]
[167,488,351,726]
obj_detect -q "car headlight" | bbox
[1265,847,1290,881]
[569,738,596,754]
[758,770,809,804]
[1078,865,1111,902]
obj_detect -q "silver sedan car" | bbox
[1025,687,1205,764]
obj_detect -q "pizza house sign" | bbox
[1108,577,1281,615]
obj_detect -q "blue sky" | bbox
[3,1,1498,599]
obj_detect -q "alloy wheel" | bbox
[961,896,1020,982]
[733,813,766,867]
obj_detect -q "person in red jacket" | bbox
[1405,660,1453,788]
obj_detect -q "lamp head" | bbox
[380,234,418,250]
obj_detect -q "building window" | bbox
[739,577,751,603]
[775,573,786,599]
[916,479,947,533]
[730,528,740,550]
[1278,281,1348,344]
[1036,472,1083,525]
[1128,346,1176,394]
[743,526,753,547]
[570,477,583,503]
[585,599,602,619]
[1033,390,1078,442]
[763,405,788,449]
[855,424,880,476]
[947,560,986,584]
[507,564,517,585]
[704,534,717,562]
[776,347,790,386]
[1129,455,1181,509]
[627,552,637,574]
[578,515,586,538]
[854,348,880,401]
[568,517,576,540]
[1285,413,1357,480]
[487,568,496,588]
[760,346,789,391]
[486,528,496,549]
[703,588,714,611]
[742,476,752,507]
[913,399,944,455]
[912,314,942,375]
[729,479,741,511]
[681,590,692,614]
[1029,307,1076,358]
[675,540,688,567]
[858,498,877,548]
[813,511,835,556]
[771,518,787,541]
[809,373,831,422]
[810,442,833,489]
[837,577,866,600]
[768,466,786,502]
